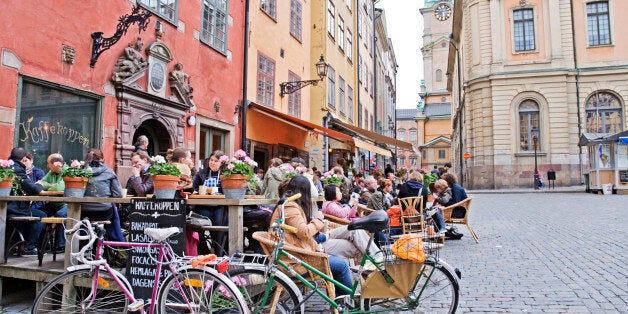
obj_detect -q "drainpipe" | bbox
[240,0,250,150]
[372,3,377,135]
[570,0,583,184]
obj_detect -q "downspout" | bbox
[372,3,377,135]
[356,0,362,171]
[570,0,584,184]
[240,0,250,150]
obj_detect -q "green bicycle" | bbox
[227,193,461,313]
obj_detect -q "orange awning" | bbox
[248,103,353,143]
[331,118,414,150]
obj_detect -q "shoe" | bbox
[53,247,65,254]
[21,249,39,257]
[437,228,448,234]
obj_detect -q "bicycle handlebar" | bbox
[285,193,301,203]
[65,218,107,266]
[281,224,298,234]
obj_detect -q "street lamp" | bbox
[279,55,328,97]
[531,126,540,190]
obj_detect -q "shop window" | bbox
[585,91,623,133]
[17,79,100,168]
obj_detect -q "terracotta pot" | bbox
[152,175,180,199]
[220,174,250,189]
[0,178,12,196]
[63,176,89,189]
[63,176,89,197]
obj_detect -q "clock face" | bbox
[434,2,452,21]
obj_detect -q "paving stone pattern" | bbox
[2,192,626,313]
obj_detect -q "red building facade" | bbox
[0,1,245,181]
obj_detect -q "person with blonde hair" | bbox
[167,147,193,191]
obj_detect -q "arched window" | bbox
[435,69,443,82]
[585,91,623,133]
[518,100,539,151]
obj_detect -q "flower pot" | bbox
[63,176,89,197]
[220,174,249,199]
[152,175,180,199]
[0,178,12,196]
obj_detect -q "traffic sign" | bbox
[463,152,471,160]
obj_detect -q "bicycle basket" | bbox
[390,234,426,263]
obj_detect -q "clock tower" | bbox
[415,0,455,169]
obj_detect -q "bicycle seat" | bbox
[145,227,180,242]
[347,210,389,233]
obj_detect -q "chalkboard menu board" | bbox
[620,171,628,183]
[126,199,186,300]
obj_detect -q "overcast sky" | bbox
[377,0,424,109]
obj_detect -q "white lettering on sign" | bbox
[19,117,90,147]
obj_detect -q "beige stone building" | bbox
[449,0,628,189]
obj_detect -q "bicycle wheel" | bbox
[228,267,303,314]
[363,260,459,314]
[32,268,131,313]
[157,267,248,313]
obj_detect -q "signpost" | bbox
[127,198,186,300]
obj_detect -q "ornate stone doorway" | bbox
[133,119,170,157]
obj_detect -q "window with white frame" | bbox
[290,0,302,41]
[347,85,353,122]
[397,128,406,141]
[409,129,417,142]
[587,1,611,46]
[585,91,623,133]
[513,8,535,51]
[339,76,345,115]
[260,0,276,19]
[201,0,229,54]
[327,0,335,39]
[346,30,353,61]
[518,99,540,151]
[139,0,177,23]
[288,71,301,118]
[338,17,345,52]
[256,53,275,107]
[327,65,336,108]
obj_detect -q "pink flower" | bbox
[53,161,63,167]
[218,155,230,164]
[70,160,82,168]
[227,164,234,170]
[0,159,14,168]
[234,149,247,159]
[296,166,307,174]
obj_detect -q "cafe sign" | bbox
[19,116,90,147]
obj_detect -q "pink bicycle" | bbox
[32,218,248,313]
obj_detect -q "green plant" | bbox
[60,160,93,178]
[0,159,16,181]
[219,149,257,178]
[321,170,342,185]
[418,167,438,192]
[396,166,408,177]
[148,155,182,176]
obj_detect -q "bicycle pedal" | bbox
[127,300,144,311]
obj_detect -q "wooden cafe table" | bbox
[0,194,277,268]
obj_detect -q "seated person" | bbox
[38,153,68,252]
[82,148,125,242]
[127,151,154,197]
[359,176,377,205]
[427,179,451,233]
[366,178,392,212]
[321,184,359,221]
[6,147,45,256]
[280,177,382,266]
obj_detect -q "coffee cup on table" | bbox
[199,186,208,195]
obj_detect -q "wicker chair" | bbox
[252,231,336,300]
[440,197,478,243]
[322,213,350,227]
[398,196,425,234]
[357,204,375,216]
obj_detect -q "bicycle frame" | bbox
[253,195,440,313]
[69,223,198,314]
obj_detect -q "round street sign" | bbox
[463,152,471,160]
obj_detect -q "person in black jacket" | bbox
[396,170,429,212]
[7,147,45,256]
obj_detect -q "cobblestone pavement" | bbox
[2,192,626,313]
